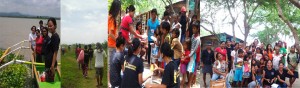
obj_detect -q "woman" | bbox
[215,41,227,62]
[41,27,50,64]
[147,8,160,66]
[276,62,294,87]
[35,29,43,63]
[263,60,277,87]
[45,18,60,82]
[121,38,150,87]
[135,21,147,60]
[108,0,121,86]
[29,26,37,52]
[266,44,273,60]
[120,5,143,45]
[211,53,228,80]
[145,42,180,88]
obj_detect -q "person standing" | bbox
[35,29,43,63]
[94,43,107,87]
[29,26,37,52]
[226,40,233,72]
[147,8,160,66]
[41,27,50,64]
[287,46,299,87]
[201,42,214,87]
[88,44,94,69]
[179,6,188,43]
[110,34,126,88]
[45,18,60,82]
[108,0,121,86]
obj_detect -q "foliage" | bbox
[0,64,31,88]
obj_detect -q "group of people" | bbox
[201,39,299,88]
[108,0,200,88]
[75,43,107,87]
[29,18,60,82]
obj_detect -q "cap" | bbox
[181,6,186,12]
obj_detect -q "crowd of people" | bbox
[29,18,60,82]
[75,43,107,87]
[201,39,299,88]
[108,0,200,88]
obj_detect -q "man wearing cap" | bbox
[201,42,215,87]
[179,6,188,43]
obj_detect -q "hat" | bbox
[181,6,186,12]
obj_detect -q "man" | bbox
[226,40,233,71]
[287,45,299,87]
[201,42,214,87]
[278,41,287,65]
[94,43,107,87]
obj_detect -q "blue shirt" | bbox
[147,18,159,41]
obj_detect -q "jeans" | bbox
[108,48,116,70]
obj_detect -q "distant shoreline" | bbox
[0,16,61,20]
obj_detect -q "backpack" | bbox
[77,50,84,64]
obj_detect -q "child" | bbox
[255,48,263,61]
[242,55,251,86]
[171,28,183,67]
[94,43,107,87]
[151,29,159,65]
[158,21,172,69]
[180,40,191,88]
[109,33,126,88]
[183,20,200,88]
[171,14,182,41]
[234,49,244,87]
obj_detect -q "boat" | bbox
[0,40,61,88]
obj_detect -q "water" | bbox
[0,17,61,61]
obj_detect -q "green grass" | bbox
[61,48,108,88]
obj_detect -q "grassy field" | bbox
[61,47,108,88]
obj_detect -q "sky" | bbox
[200,2,295,47]
[0,0,60,17]
[61,0,108,44]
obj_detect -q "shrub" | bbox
[0,64,31,88]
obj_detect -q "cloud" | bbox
[0,0,60,17]
[61,0,108,44]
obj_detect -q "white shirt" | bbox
[256,54,263,61]
[172,22,182,40]
[94,49,107,68]
[231,50,236,70]
[273,54,282,70]
[29,33,37,46]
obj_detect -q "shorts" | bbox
[194,63,199,75]
[108,48,116,71]
[234,68,243,82]
[180,64,187,74]
[95,67,104,77]
[288,71,299,78]
[243,72,251,78]
[202,64,212,74]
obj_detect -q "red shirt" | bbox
[181,50,191,65]
[215,47,227,60]
[120,15,133,41]
[35,36,43,54]
[196,45,200,63]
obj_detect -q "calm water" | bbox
[0,17,61,61]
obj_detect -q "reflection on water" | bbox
[0,17,61,61]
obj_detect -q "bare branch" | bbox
[289,0,300,9]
